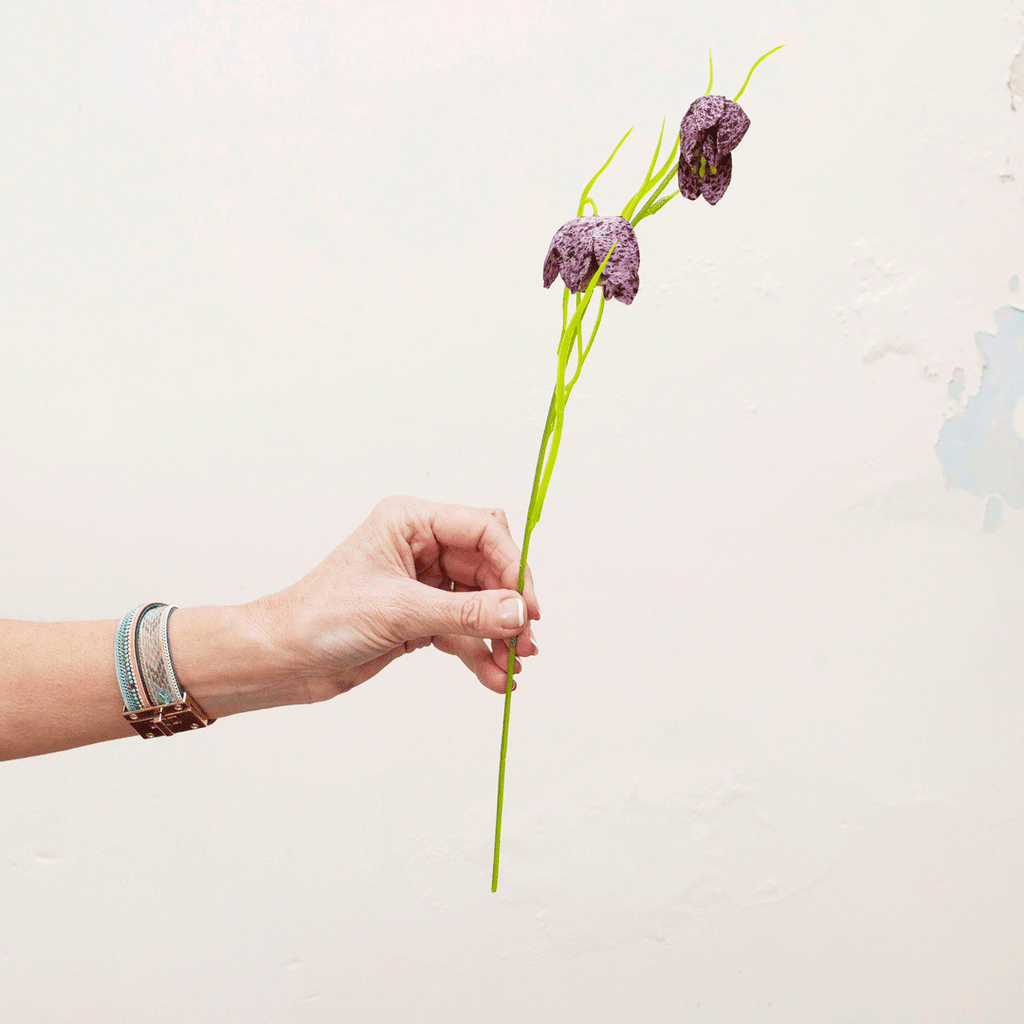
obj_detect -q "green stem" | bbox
[490,389,552,893]
[492,262,610,892]
[492,84,731,884]
[631,173,679,226]
[574,293,584,369]
[621,134,680,221]
[566,293,605,397]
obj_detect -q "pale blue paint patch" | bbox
[983,494,1004,532]
[948,367,965,399]
[935,306,1024,528]
[1010,275,1020,293]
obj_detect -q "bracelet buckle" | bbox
[123,692,216,739]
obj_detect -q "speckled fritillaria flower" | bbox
[677,94,750,205]
[542,215,641,305]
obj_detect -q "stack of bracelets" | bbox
[114,603,215,738]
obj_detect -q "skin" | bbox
[0,496,540,761]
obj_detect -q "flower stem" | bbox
[490,392,551,893]
[566,293,605,397]
[491,262,611,892]
[491,98,715,886]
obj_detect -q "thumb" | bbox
[403,585,527,641]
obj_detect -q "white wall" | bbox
[2,2,1022,1020]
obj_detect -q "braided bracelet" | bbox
[115,603,215,738]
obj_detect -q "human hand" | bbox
[0,496,539,758]
[250,495,540,701]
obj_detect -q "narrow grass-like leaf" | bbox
[577,127,633,217]
[622,120,669,221]
[632,190,678,226]
[733,44,785,101]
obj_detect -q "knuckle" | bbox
[375,494,415,515]
[373,494,400,519]
[459,595,485,632]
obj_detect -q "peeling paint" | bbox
[1010,42,1024,111]
[837,239,924,363]
[936,303,1024,528]
[983,494,1005,532]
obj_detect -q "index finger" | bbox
[427,504,540,620]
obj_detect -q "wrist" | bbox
[167,602,300,719]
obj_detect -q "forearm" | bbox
[0,605,287,761]
[0,499,542,760]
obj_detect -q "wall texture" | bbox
[2,2,1022,1021]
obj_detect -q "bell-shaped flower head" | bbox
[542,215,640,305]
[677,94,750,205]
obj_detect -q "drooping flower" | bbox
[677,94,750,205]
[542,215,640,305]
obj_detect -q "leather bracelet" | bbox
[115,602,216,738]
[135,604,183,706]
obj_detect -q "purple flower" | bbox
[542,215,640,305]
[677,94,750,205]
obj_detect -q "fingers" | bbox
[352,497,542,693]
[422,503,541,622]
[432,634,534,693]
[374,496,540,621]
[396,579,529,645]
[493,627,538,661]
[440,547,540,621]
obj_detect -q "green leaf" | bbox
[577,127,633,217]
[733,43,785,101]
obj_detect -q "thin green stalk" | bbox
[566,293,605,397]
[574,293,584,369]
[632,189,678,226]
[526,392,557,534]
[631,161,680,226]
[492,120,671,893]
[492,257,611,893]
[490,401,550,892]
[622,134,680,221]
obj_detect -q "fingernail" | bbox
[500,596,525,629]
